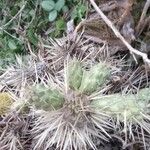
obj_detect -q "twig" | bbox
[89,0,150,64]
[139,0,150,24]
[0,1,27,41]
[136,0,150,35]
[26,40,37,58]
[137,16,150,36]
[26,0,39,29]
[0,1,27,29]
[1,29,22,42]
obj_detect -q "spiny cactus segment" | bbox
[68,59,83,90]
[79,62,110,94]
[30,84,65,111]
[68,60,111,94]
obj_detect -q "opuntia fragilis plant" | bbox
[29,59,113,150]
[91,88,150,149]
[26,59,150,149]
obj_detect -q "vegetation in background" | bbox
[0,0,87,68]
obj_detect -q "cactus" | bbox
[27,59,150,149]
[67,60,111,94]
[0,92,13,115]
[30,84,65,111]
[91,88,150,121]
[29,60,113,150]
[68,60,83,90]
[79,62,110,94]
[91,93,148,121]
[91,88,150,147]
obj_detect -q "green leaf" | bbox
[26,28,38,45]
[8,40,17,50]
[71,4,87,22]
[71,7,78,19]
[55,0,65,11]
[62,5,69,13]
[78,4,87,19]
[56,19,66,30]
[48,10,57,22]
[41,0,55,11]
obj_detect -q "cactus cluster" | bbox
[23,59,150,149]
[1,57,150,150]
[28,59,112,150]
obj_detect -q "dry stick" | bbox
[0,1,27,41]
[0,1,27,28]
[89,0,150,64]
[136,0,150,34]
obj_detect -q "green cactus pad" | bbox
[136,88,150,101]
[0,92,13,115]
[30,85,65,111]
[79,63,110,94]
[68,60,83,90]
[91,88,150,122]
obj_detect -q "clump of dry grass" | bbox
[0,55,48,93]
[0,91,32,150]
[0,110,31,150]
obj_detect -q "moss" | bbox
[0,92,13,115]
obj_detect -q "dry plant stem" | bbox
[0,1,27,42]
[27,40,37,58]
[0,1,27,29]
[136,0,150,34]
[89,0,150,64]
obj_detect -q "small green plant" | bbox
[54,18,66,37]
[41,0,65,22]
[71,2,87,23]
